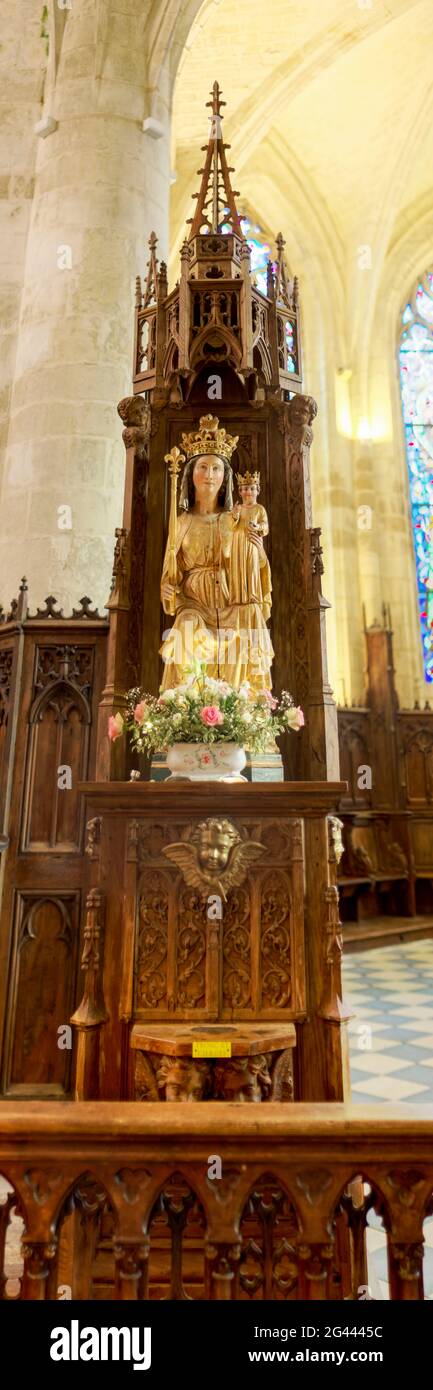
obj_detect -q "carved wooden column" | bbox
[61,1174,108,1300]
[297,813,349,1102]
[383,1168,429,1301]
[22,1238,58,1301]
[389,1241,424,1300]
[96,397,149,780]
[206,1240,241,1300]
[298,1242,334,1300]
[0,578,27,849]
[71,887,108,1099]
[283,394,340,782]
[240,242,253,373]
[364,617,400,808]
[114,1240,150,1300]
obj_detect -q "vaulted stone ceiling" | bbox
[170,0,433,312]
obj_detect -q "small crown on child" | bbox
[236,470,260,487]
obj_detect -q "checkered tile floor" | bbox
[343,938,433,1298]
[344,939,433,1104]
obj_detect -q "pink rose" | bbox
[134,701,146,723]
[108,712,124,741]
[200,705,224,727]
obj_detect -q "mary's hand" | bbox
[161,581,177,604]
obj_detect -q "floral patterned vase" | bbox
[166,742,247,781]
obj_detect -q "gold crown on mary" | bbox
[181,415,238,463]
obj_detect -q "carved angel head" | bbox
[191,818,239,875]
[162,817,266,899]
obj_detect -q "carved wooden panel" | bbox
[131,816,305,1022]
[0,645,14,829]
[176,887,206,1011]
[260,870,292,1010]
[136,870,169,1012]
[410,821,433,874]
[222,886,251,1011]
[22,681,90,851]
[398,718,433,807]
[337,712,372,809]
[2,893,79,1096]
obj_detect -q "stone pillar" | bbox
[0,0,171,613]
[0,17,45,525]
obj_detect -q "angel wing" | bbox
[162,841,207,892]
[224,839,267,894]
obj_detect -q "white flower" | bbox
[172,713,183,726]
[242,711,253,724]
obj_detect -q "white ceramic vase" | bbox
[165,742,247,782]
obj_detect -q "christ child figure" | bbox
[233,471,269,538]
[230,470,272,624]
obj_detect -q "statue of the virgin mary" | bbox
[160,415,273,691]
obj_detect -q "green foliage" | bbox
[109,664,304,756]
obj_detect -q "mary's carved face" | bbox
[192,453,225,508]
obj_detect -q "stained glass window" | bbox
[221,213,273,295]
[399,269,433,683]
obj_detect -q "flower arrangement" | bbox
[108,664,304,756]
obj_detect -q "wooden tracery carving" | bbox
[239,1174,299,1300]
[260,870,292,1009]
[398,720,433,805]
[176,888,207,1011]
[23,670,91,852]
[132,814,304,1022]
[136,870,169,1012]
[3,894,78,1095]
[222,887,251,1010]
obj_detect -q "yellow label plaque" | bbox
[192,1040,232,1058]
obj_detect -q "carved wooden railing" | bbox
[1,1102,432,1301]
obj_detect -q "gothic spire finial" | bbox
[143,232,158,308]
[275,231,293,309]
[187,81,244,241]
